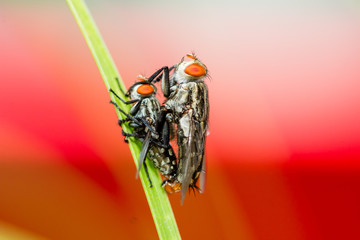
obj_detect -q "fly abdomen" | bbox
[147,145,177,179]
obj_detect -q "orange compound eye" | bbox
[136,84,154,95]
[184,63,206,77]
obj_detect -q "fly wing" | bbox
[136,131,152,178]
[180,140,194,204]
[198,121,207,193]
[180,111,196,204]
[180,119,207,201]
[199,155,206,193]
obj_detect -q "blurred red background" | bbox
[1,1,360,239]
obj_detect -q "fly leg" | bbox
[147,67,167,83]
[150,140,169,148]
[121,129,134,143]
[147,65,175,97]
[161,67,171,97]
[109,100,141,125]
[159,65,175,97]
[110,100,143,143]
[138,118,159,136]
[150,118,172,148]
[155,109,174,147]
[121,129,145,139]
[148,65,175,84]
[142,160,153,187]
[116,118,131,143]
[122,129,151,145]
[110,83,142,118]
[114,77,127,96]
[118,118,131,126]
[109,89,139,105]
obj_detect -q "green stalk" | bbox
[65,1,181,239]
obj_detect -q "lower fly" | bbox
[109,76,177,186]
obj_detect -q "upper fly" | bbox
[147,53,209,204]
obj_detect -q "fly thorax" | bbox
[169,85,178,95]
[179,113,191,137]
[143,98,160,121]
[167,85,190,115]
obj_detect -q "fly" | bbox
[109,76,177,187]
[147,53,209,203]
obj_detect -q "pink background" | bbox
[1,1,360,239]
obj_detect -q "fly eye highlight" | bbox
[137,84,154,95]
[184,63,207,77]
[186,53,196,60]
[137,75,147,81]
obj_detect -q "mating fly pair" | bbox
[110,53,209,204]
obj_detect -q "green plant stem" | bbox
[65,1,181,239]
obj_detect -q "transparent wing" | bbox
[136,131,152,178]
[199,155,206,193]
[180,111,196,204]
[198,121,207,193]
